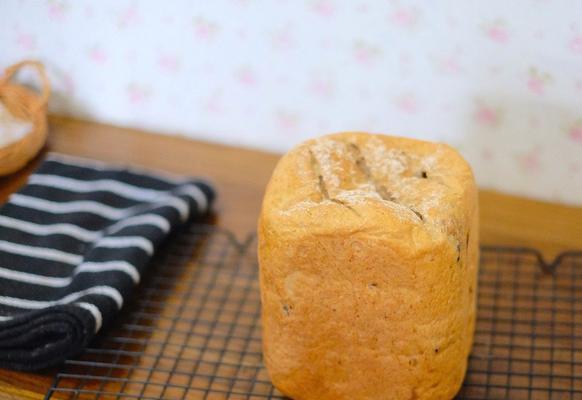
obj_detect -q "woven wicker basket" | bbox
[0,60,50,176]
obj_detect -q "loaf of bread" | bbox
[258,132,478,400]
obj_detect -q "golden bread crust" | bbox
[259,132,479,400]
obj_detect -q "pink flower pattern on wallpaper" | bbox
[235,66,257,86]
[517,148,542,173]
[271,27,294,51]
[394,93,419,114]
[483,20,510,43]
[389,6,420,28]
[481,148,494,161]
[275,110,299,132]
[527,68,552,95]
[569,34,582,54]
[202,91,224,114]
[193,17,218,40]
[47,1,67,21]
[473,101,502,127]
[89,46,107,64]
[276,110,300,131]
[158,54,180,73]
[15,32,36,51]
[435,53,462,75]
[127,84,150,105]
[118,5,139,29]
[2,0,581,204]
[311,0,335,17]
[309,75,334,98]
[353,41,382,66]
[568,121,582,143]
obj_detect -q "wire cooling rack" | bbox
[45,225,582,400]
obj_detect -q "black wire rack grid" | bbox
[45,225,582,400]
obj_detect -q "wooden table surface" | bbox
[0,116,581,399]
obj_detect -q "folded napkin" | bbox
[0,153,215,370]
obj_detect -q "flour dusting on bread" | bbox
[293,134,454,228]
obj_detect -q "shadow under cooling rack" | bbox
[45,225,582,400]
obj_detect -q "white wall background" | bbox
[1,0,581,205]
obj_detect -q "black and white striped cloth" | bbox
[0,153,215,371]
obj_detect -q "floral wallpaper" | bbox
[0,0,581,205]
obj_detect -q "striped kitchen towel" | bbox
[0,153,215,371]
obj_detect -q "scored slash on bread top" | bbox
[262,132,476,250]
[262,133,476,264]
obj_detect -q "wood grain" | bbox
[0,115,580,398]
